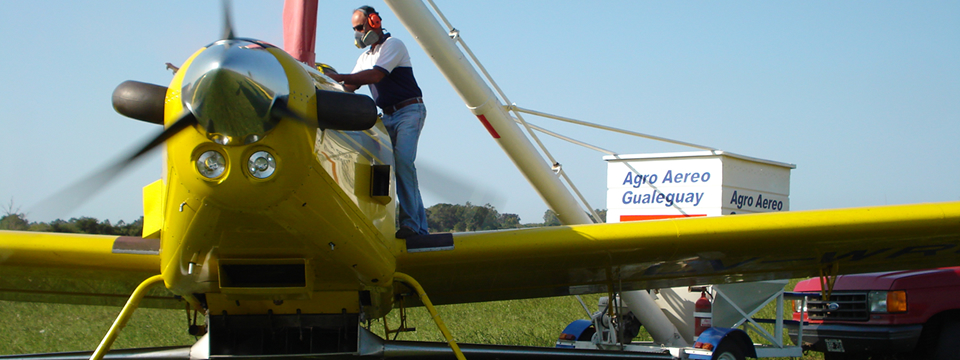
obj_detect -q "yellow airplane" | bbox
[1,2,959,359]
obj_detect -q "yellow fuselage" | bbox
[145,44,399,318]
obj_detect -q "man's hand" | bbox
[325,71,343,82]
[323,72,357,92]
[333,69,386,88]
[324,69,385,93]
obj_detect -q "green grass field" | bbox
[0,282,824,359]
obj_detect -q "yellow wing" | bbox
[0,231,180,308]
[397,201,960,305]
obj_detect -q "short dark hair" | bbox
[356,5,377,16]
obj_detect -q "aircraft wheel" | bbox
[711,340,745,360]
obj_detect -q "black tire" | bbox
[577,326,596,342]
[712,340,745,360]
[932,319,960,360]
[823,353,865,360]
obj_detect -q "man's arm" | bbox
[326,69,386,92]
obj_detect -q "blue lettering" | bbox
[821,249,891,263]
[624,190,708,208]
[887,244,957,258]
[622,172,660,187]
[730,190,754,209]
[662,170,713,184]
[751,194,785,211]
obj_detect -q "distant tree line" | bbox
[0,205,143,236]
[541,209,607,226]
[1,201,604,236]
[426,203,607,233]
[426,202,520,232]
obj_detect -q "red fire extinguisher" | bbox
[694,290,712,337]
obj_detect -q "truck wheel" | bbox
[578,326,596,341]
[932,319,960,360]
[711,341,745,360]
[823,353,864,360]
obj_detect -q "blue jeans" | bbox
[381,103,429,235]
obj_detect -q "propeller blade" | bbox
[270,96,314,127]
[221,0,235,40]
[129,111,198,160]
[29,112,198,219]
[418,161,507,209]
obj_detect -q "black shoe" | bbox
[395,226,418,239]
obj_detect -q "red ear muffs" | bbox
[368,13,382,29]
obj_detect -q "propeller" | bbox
[27,1,239,218]
[29,112,198,219]
[221,0,235,40]
[29,0,377,219]
[418,161,507,210]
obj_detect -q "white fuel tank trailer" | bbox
[605,150,795,345]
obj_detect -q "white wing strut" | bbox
[385,0,686,347]
[384,0,590,225]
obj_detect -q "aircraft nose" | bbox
[181,39,290,145]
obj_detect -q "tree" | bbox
[427,202,517,232]
[0,199,29,230]
[499,213,521,229]
[0,213,29,230]
[542,210,562,226]
[120,217,144,236]
[427,203,463,232]
[49,219,75,233]
[73,217,103,234]
[539,209,607,226]
[589,209,607,223]
[463,203,500,231]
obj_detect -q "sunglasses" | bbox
[353,24,365,32]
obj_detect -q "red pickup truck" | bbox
[788,267,960,360]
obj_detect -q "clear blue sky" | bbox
[1,1,957,224]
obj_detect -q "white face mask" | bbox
[354,30,380,49]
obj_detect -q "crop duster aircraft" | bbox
[2,1,960,359]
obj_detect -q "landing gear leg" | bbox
[89,275,165,360]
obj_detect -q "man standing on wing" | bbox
[325,6,428,239]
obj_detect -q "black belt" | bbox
[383,97,423,115]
